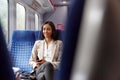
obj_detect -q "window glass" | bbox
[0,0,8,43]
[16,3,25,30]
[35,13,38,30]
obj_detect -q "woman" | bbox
[29,21,63,80]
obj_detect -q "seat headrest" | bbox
[34,30,41,41]
[12,30,35,42]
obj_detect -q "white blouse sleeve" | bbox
[29,41,38,69]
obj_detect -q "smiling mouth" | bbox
[44,33,49,35]
[44,34,50,36]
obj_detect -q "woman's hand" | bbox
[36,59,46,67]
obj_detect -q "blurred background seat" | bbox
[57,0,85,80]
[0,22,16,80]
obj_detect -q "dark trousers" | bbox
[35,62,54,80]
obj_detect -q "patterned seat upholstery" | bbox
[9,30,40,72]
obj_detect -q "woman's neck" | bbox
[45,38,52,49]
[45,38,52,44]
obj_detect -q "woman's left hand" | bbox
[36,59,46,66]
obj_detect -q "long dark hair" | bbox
[40,21,57,40]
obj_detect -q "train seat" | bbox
[56,30,64,41]
[34,30,41,40]
[9,30,37,72]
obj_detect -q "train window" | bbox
[0,0,8,43]
[16,3,25,30]
[35,13,38,30]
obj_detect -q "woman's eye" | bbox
[47,28,51,30]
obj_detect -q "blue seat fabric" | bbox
[10,30,40,72]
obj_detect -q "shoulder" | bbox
[54,40,63,45]
[34,40,44,45]
[55,40,62,43]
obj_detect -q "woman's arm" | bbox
[29,41,39,69]
[51,40,63,69]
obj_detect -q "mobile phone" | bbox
[37,59,42,62]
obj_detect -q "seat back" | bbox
[10,30,36,72]
[34,30,41,40]
[56,30,64,41]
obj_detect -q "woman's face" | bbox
[43,24,53,39]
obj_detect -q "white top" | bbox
[43,40,54,62]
